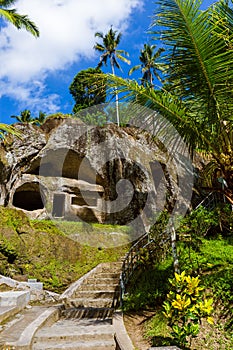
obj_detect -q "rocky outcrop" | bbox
[0,115,193,229]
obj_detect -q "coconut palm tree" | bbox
[0,0,39,37]
[129,43,164,86]
[0,0,39,138]
[93,0,233,204]
[94,27,130,126]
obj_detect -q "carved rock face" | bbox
[0,117,189,230]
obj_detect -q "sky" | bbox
[0,0,216,124]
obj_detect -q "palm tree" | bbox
[11,109,34,123]
[93,0,233,204]
[0,0,39,139]
[0,0,39,37]
[34,111,47,125]
[11,110,46,125]
[94,27,130,126]
[129,43,164,86]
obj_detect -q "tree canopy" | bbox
[69,67,106,114]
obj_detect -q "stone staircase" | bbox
[32,318,115,350]
[61,263,121,310]
[0,261,122,349]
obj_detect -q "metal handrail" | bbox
[195,191,217,211]
[119,191,230,307]
[119,232,155,305]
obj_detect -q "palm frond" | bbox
[0,0,16,8]
[116,53,130,65]
[151,0,233,119]
[0,3,39,37]
[0,123,21,139]
[128,65,141,76]
[94,32,104,39]
[93,73,216,153]
[94,43,105,53]
[12,13,39,37]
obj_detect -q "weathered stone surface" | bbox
[0,118,192,228]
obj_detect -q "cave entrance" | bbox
[52,193,65,217]
[13,183,44,211]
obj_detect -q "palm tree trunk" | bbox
[111,58,120,126]
[169,218,180,274]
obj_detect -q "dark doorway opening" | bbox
[52,193,65,217]
[13,183,44,211]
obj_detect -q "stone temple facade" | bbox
[0,116,193,230]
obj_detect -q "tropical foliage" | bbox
[0,0,39,138]
[94,27,130,125]
[69,67,106,114]
[0,123,19,138]
[94,0,233,203]
[11,110,47,125]
[163,271,214,347]
[0,0,39,37]
[129,43,164,85]
[94,27,130,73]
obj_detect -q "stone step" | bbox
[98,262,122,269]
[68,298,114,308]
[84,277,119,285]
[78,283,119,292]
[33,318,114,343]
[32,339,116,350]
[0,291,30,308]
[0,306,19,324]
[32,318,116,350]
[88,272,120,279]
[61,307,114,320]
[73,290,118,299]
[98,267,121,273]
[0,305,60,348]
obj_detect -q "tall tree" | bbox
[94,27,130,126]
[0,0,39,37]
[129,43,164,86]
[69,67,106,114]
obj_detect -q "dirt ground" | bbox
[123,310,155,350]
[123,309,233,350]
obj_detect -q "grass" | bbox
[123,236,233,349]
[53,220,135,248]
[0,207,130,293]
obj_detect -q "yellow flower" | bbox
[172,294,191,310]
[207,316,214,325]
[198,298,214,314]
[174,271,186,283]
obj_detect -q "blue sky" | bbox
[0,0,216,124]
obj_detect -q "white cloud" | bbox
[0,0,143,113]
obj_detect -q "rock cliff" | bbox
[0,115,193,231]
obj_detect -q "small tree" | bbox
[163,271,214,348]
[69,67,106,114]
[11,110,47,125]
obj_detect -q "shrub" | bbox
[163,271,214,348]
